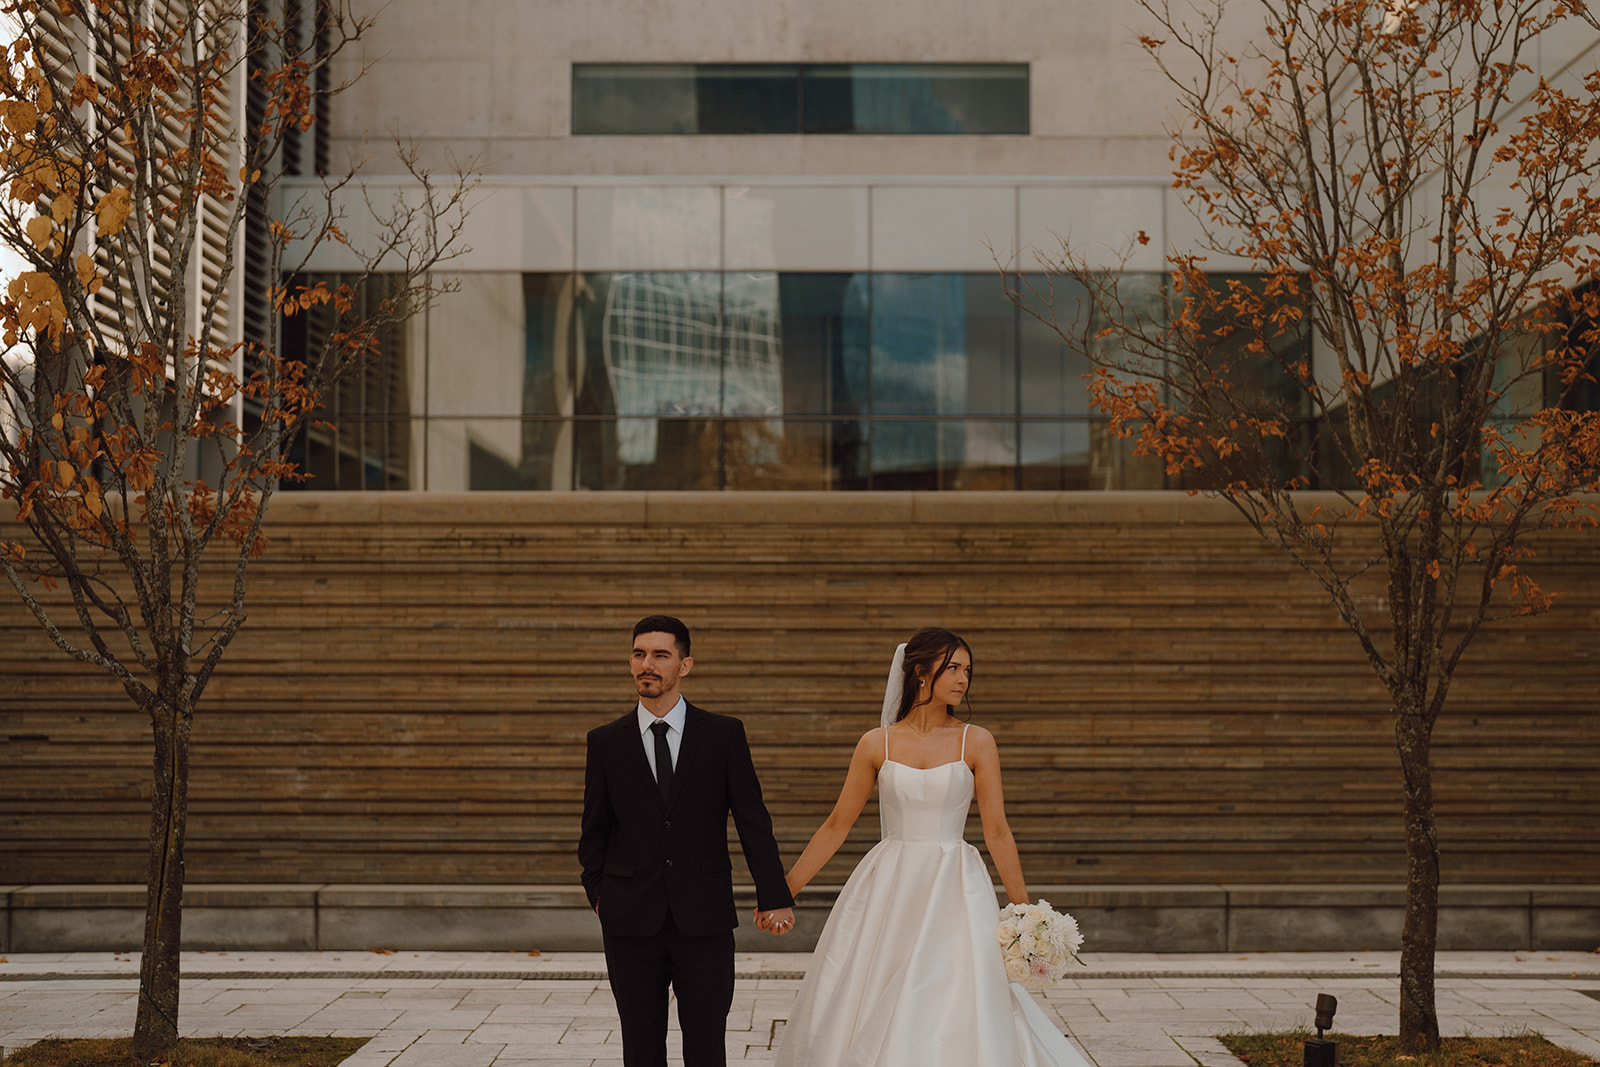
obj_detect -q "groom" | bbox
[580,615,795,1067]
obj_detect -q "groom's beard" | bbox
[635,674,665,697]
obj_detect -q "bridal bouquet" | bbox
[996,900,1085,988]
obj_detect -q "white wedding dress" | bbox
[774,726,1093,1066]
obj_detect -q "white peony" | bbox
[994,900,1086,989]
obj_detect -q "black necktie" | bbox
[651,720,673,802]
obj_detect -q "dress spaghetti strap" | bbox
[885,725,890,761]
[960,723,969,761]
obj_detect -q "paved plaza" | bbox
[3,951,1599,1066]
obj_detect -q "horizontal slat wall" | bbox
[2,491,1597,886]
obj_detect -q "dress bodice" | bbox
[879,760,974,843]
[777,720,1093,1067]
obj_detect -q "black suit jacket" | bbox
[579,701,794,938]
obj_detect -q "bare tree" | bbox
[1019,0,1600,1049]
[0,0,471,1056]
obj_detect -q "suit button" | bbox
[664,820,671,828]
[666,859,674,868]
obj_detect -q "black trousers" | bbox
[603,910,736,1067]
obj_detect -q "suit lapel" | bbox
[665,702,706,813]
[619,708,662,806]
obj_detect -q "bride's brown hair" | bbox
[893,627,974,724]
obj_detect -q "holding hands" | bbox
[755,906,795,935]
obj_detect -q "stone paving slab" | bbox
[2,952,1599,1066]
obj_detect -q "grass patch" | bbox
[0,1037,367,1067]
[1220,1031,1598,1067]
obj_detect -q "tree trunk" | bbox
[132,691,191,1060]
[1396,697,1441,1053]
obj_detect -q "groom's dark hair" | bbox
[634,614,691,658]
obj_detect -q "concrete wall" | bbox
[330,0,1181,179]
[5,884,1595,954]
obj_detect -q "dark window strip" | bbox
[572,63,1029,136]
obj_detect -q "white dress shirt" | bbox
[637,696,686,782]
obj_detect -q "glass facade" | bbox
[282,274,418,490]
[282,270,1190,491]
[572,64,1029,135]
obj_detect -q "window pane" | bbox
[577,270,724,422]
[1020,420,1091,489]
[288,417,416,491]
[695,65,799,134]
[722,419,865,489]
[425,273,571,417]
[803,64,1028,134]
[421,418,564,491]
[962,274,1017,414]
[1018,274,1092,416]
[871,274,1015,416]
[573,65,698,134]
[871,419,1016,489]
[281,273,418,491]
[523,273,577,416]
[1088,423,1166,490]
[722,271,786,415]
[776,273,870,416]
[575,416,719,490]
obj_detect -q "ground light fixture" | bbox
[1303,993,1338,1066]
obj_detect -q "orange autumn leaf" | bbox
[0,99,38,135]
[75,253,101,293]
[123,449,161,491]
[69,72,98,107]
[95,186,133,236]
[25,214,53,250]
[7,271,66,337]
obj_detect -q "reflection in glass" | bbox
[1017,274,1092,416]
[868,274,1015,478]
[870,420,1018,490]
[572,65,698,135]
[722,272,786,416]
[577,271,729,467]
[572,64,1028,136]
[870,274,1015,416]
[288,418,414,490]
[576,417,720,490]
[774,273,868,415]
[519,274,577,489]
[426,275,533,418]
[722,419,864,490]
[280,269,1303,492]
[1020,421,1091,489]
[281,274,415,491]
[776,273,870,485]
[803,64,1028,135]
[695,65,800,134]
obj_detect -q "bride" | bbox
[768,627,1092,1066]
